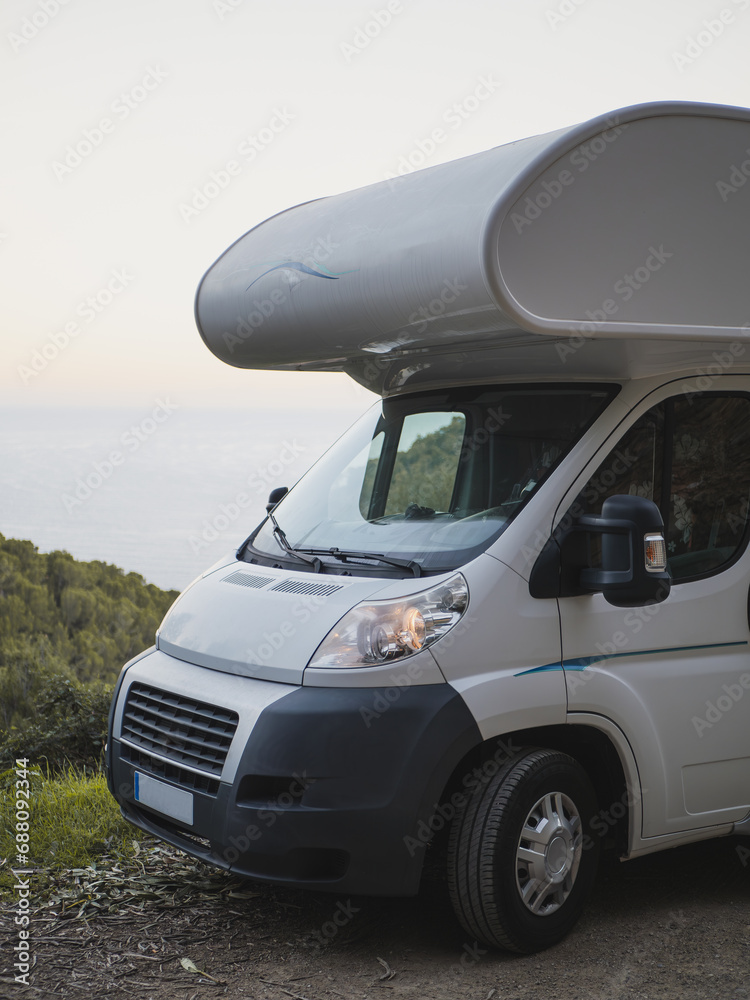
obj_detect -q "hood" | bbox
[156,562,393,684]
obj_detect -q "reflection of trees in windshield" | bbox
[387,416,465,514]
[360,415,465,518]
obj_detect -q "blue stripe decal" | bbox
[514,640,748,678]
[246,261,358,290]
[134,771,140,799]
[514,662,563,676]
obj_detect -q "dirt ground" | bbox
[2,836,749,1000]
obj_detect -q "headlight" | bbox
[308,573,468,668]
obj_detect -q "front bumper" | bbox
[108,650,481,896]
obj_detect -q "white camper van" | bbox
[108,101,750,953]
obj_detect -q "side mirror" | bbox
[266,486,288,512]
[578,495,671,607]
[530,494,671,608]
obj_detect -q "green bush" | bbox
[0,534,177,730]
[0,674,113,772]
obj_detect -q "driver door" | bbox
[557,383,750,839]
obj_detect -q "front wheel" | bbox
[447,748,600,953]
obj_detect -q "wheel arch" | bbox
[433,718,640,858]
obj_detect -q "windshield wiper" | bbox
[295,546,422,578]
[266,509,323,572]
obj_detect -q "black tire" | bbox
[447,748,600,953]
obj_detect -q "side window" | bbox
[668,396,750,578]
[577,405,663,515]
[576,394,750,582]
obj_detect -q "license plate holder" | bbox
[134,771,194,826]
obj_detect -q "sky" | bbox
[2,0,750,414]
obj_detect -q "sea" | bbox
[0,404,369,593]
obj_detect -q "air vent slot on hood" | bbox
[270,579,344,597]
[222,571,274,589]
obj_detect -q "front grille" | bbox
[120,742,220,795]
[120,683,239,794]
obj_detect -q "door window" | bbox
[576,393,750,581]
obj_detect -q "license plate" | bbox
[134,771,194,826]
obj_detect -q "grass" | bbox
[0,765,143,897]
[0,765,243,918]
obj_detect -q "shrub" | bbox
[0,674,112,773]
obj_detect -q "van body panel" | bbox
[433,555,567,735]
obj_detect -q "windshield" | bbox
[246,384,616,575]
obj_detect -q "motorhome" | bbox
[108,101,750,952]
